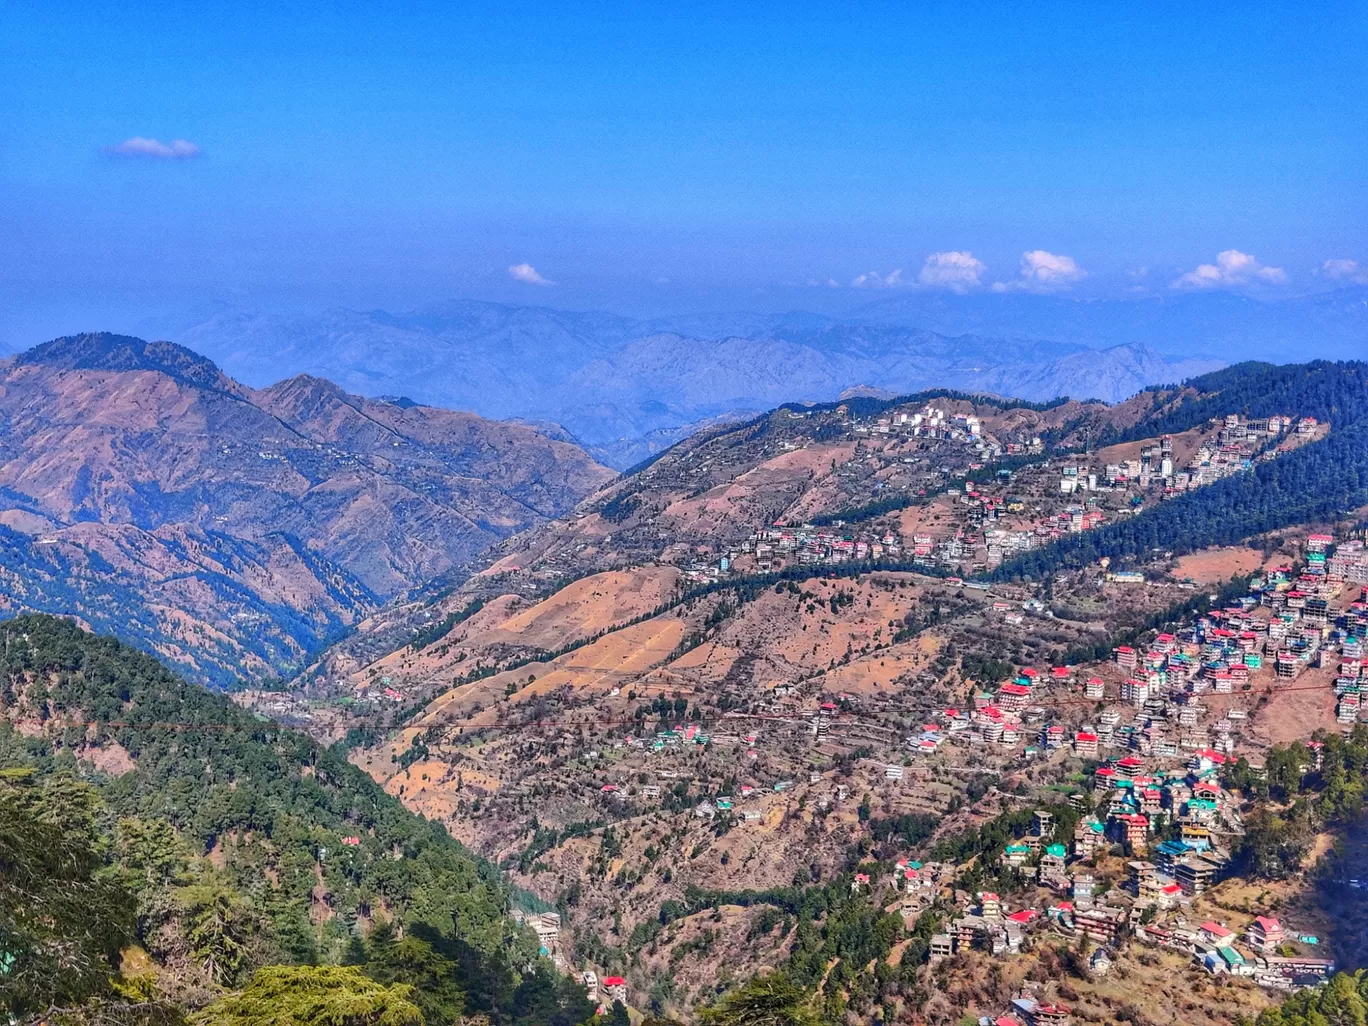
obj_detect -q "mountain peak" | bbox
[18,333,231,392]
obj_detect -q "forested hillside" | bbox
[0,615,596,1026]
[1104,360,1368,444]
[995,360,1368,580]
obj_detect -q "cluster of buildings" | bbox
[1056,413,1317,504]
[577,971,628,1013]
[1066,540,1368,753]
[750,525,903,571]
[907,542,1363,1001]
[564,529,1361,1015]
[917,790,1329,995]
[1167,414,1317,492]
[621,722,757,754]
[978,995,1076,1026]
[1051,505,1107,535]
[852,403,987,442]
[1058,434,1178,496]
[983,526,1039,568]
[1081,752,1239,888]
[511,909,565,963]
[681,523,915,581]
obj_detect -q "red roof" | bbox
[1076,731,1099,743]
[1007,909,1038,923]
[603,976,626,986]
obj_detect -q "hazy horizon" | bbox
[4,3,1365,354]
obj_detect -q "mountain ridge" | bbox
[0,332,612,685]
[146,301,1234,467]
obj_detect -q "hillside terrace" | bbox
[304,529,1365,1022]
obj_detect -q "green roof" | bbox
[1219,946,1246,967]
[1046,844,1068,857]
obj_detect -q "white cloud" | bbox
[106,136,201,159]
[1172,249,1287,289]
[1020,250,1086,288]
[1322,258,1368,285]
[508,262,554,286]
[917,251,986,292]
[850,269,906,289]
[990,250,1087,292]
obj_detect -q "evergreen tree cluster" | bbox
[0,615,596,1026]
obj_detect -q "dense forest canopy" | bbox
[0,615,600,1026]
[1108,361,1368,446]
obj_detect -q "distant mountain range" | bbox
[850,285,1368,358]
[0,333,611,684]
[142,293,1327,467]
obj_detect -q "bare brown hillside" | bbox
[0,333,612,683]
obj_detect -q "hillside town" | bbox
[670,408,1322,582]
[346,517,1368,1023]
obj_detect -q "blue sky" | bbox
[2,1,1366,341]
